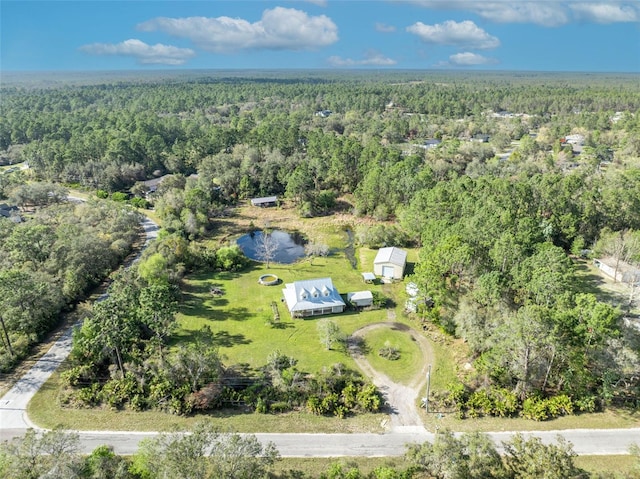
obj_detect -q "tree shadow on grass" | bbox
[573,260,621,303]
[174,328,251,348]
[405,261,416,276]
[212,330,252,347]
[180,291,212,317]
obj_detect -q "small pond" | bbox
[236,230,306,264]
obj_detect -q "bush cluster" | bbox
[444,382,581,421]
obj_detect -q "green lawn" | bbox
[175,253,390,374]
[362,327,423,384]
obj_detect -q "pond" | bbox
[236,230,306,264]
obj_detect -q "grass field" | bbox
[175,253,392,374]
[362,327,424,384]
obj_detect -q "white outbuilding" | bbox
[347,291,373,308]
[373,247,407,280]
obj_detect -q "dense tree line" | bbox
[2,72,639,211]
[401,171,640,415]
[0,196,141,371]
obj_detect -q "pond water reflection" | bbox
[236,230,306,264]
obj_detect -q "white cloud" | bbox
[448,52,499,66]
[398,1,639,27]
[407,20,500,49]
[375,22,397,33]
[570,3,638,23]
[328,51,397,66]
[473,2,569,27]
[79,39,195,65]
[137,7,338,53]
[400,1,567,26]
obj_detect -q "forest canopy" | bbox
[2,70,639,416]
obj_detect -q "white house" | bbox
[347,291,373,308]
[282,278,346,318]
[251,196,278,207]
[374,247,407,280]
[594,257,640,284]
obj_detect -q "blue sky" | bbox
[2,1,639,72]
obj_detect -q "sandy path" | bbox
[349,320,434,433]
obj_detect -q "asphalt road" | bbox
[2,428,639,457]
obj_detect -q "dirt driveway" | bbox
[349,321,434,432]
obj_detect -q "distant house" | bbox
[347,291,373,308]
[374,247,407,280]
[563,134,584,145]
[422,139,441,149]
[142,175,169,194]
[315,110,332,118]
[0,203,21,222]
[471,134,490,143]
[282,278,346,318]
[594,257,640,284]
[251,196,278,207]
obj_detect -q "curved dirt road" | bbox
[349,321,433,432]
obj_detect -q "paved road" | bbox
[1,203,639,457]
[2,428,639,457]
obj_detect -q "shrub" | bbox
[111,192,129,202]
[321,392,340,416]
[521,396,549,421]
[254,397,268,414]
[216,245,248,271]
[575,395,598,413]
[130,197,150,209]
[75,383,102,407]
[378,341,400,361]
[356,384,381,412]
[489,388,519,417]
[187,382,223,411]
[130,394,147,411]
[96,189,109,199]
[101,374,138,409]
[269,401,291,413]
[60,365,95,387]
[341,382,359,410]
[334,405,349,419]
[546,394,574,417]
[467,390,494,418]
[307,395,323,415]
[371,291,388,308]
[445,382,469,412]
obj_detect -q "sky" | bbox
[1,1,639,72]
